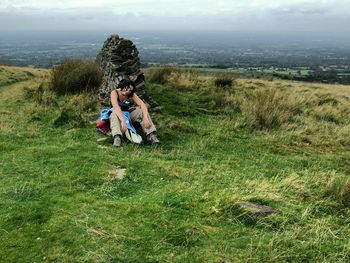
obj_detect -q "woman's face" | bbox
[121,85,134,96]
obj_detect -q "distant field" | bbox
[1,65,349,262]
[186,67,311,76]
[174,65,350,85]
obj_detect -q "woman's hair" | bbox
[117,79,136,96]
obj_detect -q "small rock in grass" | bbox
[89,114,100,122]
[239,201,276,215]
[108,166,126,180]
[152,106,163,113]
[98,145,108,149]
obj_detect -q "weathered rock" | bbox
[239,201,276,215]
[108,166,126,180]
[98,145,108,149]
[88,114,100,122]
[152,106,163,113]
[97,137,108,142]
[96,34,147,106]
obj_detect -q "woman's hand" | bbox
[143,119,151,129]
[121,121,127,133]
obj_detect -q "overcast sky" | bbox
[0,0,349,32]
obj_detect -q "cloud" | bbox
[0,0,350,32]
[0,0,157,9]
[271,6,328,15]
[1,0,349,16]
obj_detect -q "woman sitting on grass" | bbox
[110,79,160,147]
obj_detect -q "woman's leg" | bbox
[109,112,122,137]
[130,107,157,135]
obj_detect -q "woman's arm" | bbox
[110,90,127,133]
[132,93,151,129]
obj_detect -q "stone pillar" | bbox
[96,34,147,106]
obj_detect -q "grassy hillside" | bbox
[1,65,349,262]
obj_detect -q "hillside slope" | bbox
[1,65,349,262]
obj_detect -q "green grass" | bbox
[0,65,43,88]
[1,66,350,262]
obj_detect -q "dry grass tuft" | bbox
[146,66,208,91]
[50,59,103,94]
[214,77,234,88]
[24,82,57,106]
[325,175,350,205]
[146,66,179,85]
[241,87,302,130]
[54,93,98,127]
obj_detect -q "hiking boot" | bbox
[147,132,160,144]
[113,135,122,147]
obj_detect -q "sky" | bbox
[0,0,349,32]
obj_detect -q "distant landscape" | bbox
[1,30,350,84]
